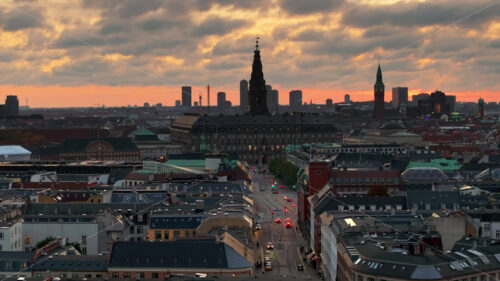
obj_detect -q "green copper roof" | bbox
[406,158,462,171]
[130,127,156,136]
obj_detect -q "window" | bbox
[496,231,500,238]
[140,272,145,278]
[185,231,190,237]
[81,235,87,245]
[112,272,119,279]
[82,247,87,255]
[164,231,169,240]
[129,226,135,234]
[124,272,130,278]
[155,231,162,240]
[484,223,491,233]
[137,226,143,234]
[152,273,159,279]
[0,232,3,239]
[73,274,79,279]
[174,231,180,238]
[37,274,43,278]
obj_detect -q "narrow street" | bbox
[251,172,321,280]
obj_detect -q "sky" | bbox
[0,0,499,107]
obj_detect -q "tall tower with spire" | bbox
[374,64,385,120]
[248,37,269,115]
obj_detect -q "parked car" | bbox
[297,263,304,271]
[255,223,262,230]
[266,242,274,249]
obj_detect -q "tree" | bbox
[268,158,299,186]
[35,236,57,249]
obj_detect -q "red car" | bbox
[286,222,292,228]
[280,185,285,188]
[286,218,292,222]
[275,218,282,223]
[287,198,293,202]
[272,190,279,194]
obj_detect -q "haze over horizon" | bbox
[0,0,499,107]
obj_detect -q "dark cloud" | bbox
[2,6,42,31]
[136,18,175,32]
[292,29,325,41]
[281,0,344,15]
[342,0,500,28]
[194,17,249,36]
[212,38,254,56]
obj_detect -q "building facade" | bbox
[182,86,192,107]
[392,87,408,108]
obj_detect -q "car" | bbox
[297,263,304,271]
[280,185,285,188]
[264,256,270,262]
[286,222,292,228]
[275,218,282,223]
[265,263,273,271]
[286,218,292,222]
[272,190,279,194]
[266,242,274,249]
[255,224,262,230]
[287,198,293,202]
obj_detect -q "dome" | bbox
[379,122,406,130]
[401,167,448,180]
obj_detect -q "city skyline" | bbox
[0,0,499,107]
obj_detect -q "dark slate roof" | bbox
[313,194,407,214]
[0,252,33,272]
[172,113,338,133]
[61,138,138,153]
[134,135,159,141]
[406,191,460,210]
[32,255,107,271]
[108,240,251,269]
[111,192,167,203]
[335,153,392,164]
[149,215,205,229]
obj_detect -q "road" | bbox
[251,172,321,280]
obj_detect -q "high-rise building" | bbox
[412,93,430,105]
[373,65,385,120]
[181,86,192,107]
[445,95,456,113]
[289,90,302,110]
[392,87,408,108]
[240,79,248,110]
[271,89,279,111]
[217,92,226,109]
[265,85,272,109]
[4,95,19,117]
[344,94,350,103]
[248,39,268,115]
[478,98,485,117]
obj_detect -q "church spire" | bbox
[375,63,384,87]
[248,37,268,115]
